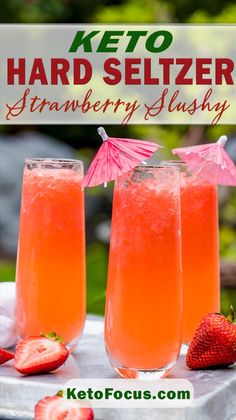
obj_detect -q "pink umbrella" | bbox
[172,135,236,186]
[83,127,161,187]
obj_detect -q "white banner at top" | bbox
[1,24,236,125]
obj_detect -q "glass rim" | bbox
[25,158,83,164]
[160,160,186,165]
[134,163,180,171]
[24,158,84,172]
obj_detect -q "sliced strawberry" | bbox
[14,333,69,375]
[0,348,14,365]
[35,395,94,420]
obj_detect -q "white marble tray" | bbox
[0,317,236,420]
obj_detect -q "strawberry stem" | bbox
[227,305,235,323]
[40,332,63,343]
[56,390,64,397]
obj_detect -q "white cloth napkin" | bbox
[0,282,17,348]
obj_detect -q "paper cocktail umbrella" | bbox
[172,135,236,186]
[83,127,162,187]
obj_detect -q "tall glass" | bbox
[15,159,86,346]
[105,165,182,378]
[162,161,220,343]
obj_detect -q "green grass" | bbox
[221,289,236,316]
[0,261,15,282]
[86,242,108,315]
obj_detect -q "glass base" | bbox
[67,336,81,353]
[110,359,177,379]
[181,343,189,355]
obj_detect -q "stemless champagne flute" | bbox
[162,161,220,344]
[105,165,182,378]
[15,159,86,347]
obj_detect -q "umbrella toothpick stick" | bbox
[98,127,108,141]
[217,135,228,146]
[98,127,108,187]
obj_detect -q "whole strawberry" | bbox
[186,306,236,369]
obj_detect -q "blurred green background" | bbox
[0,0,235,317]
